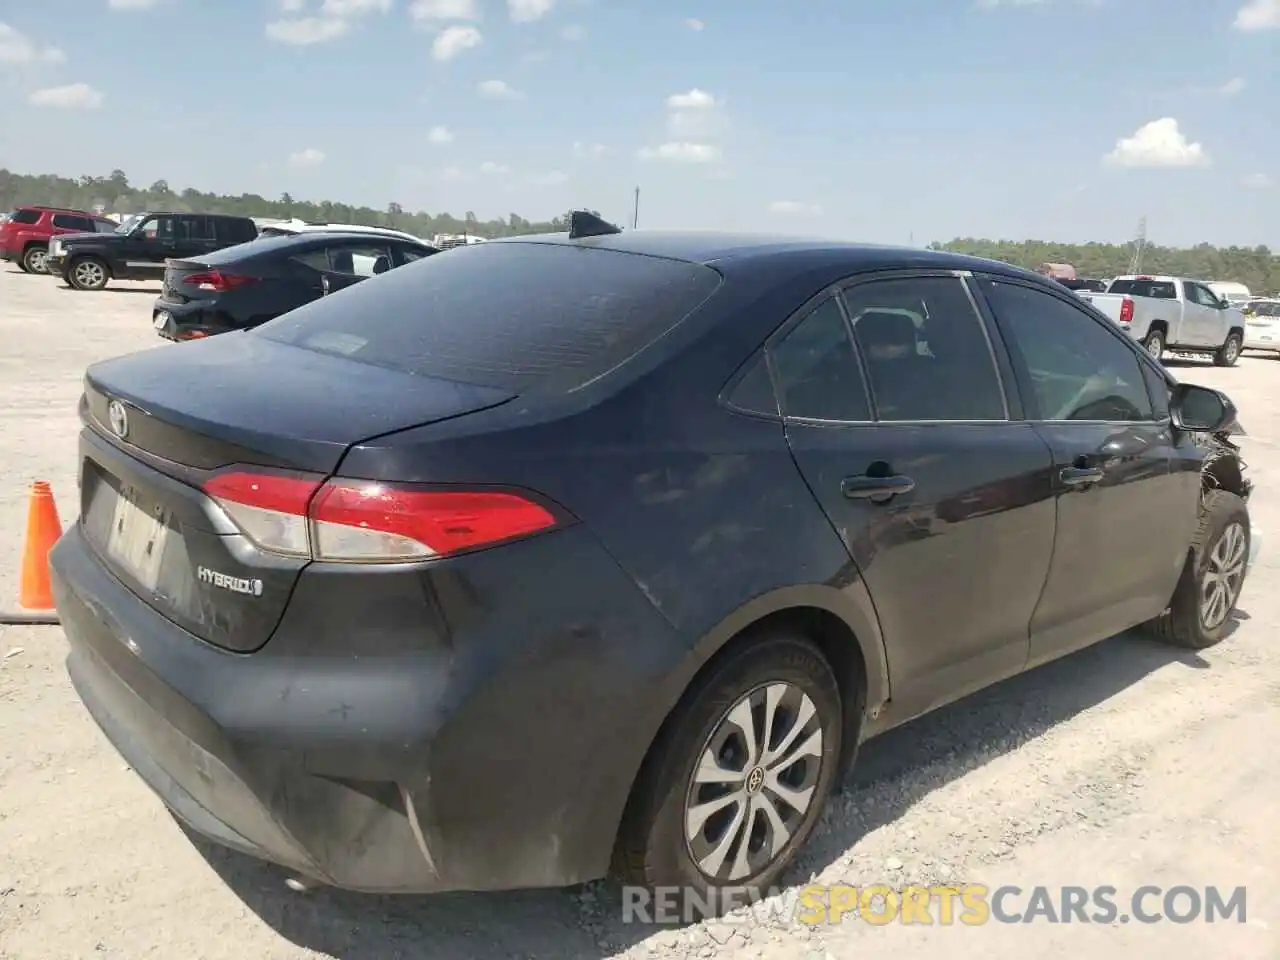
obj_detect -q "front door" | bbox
[975,276,1190,665]
[775,274,1057,715]
[1184,281,1225,347]
[121,214,176,278]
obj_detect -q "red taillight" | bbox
[182,271,256,293]
[202,471,560,562]
[1119,298,1134,324]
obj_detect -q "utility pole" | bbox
[632,186,640,229]
[1127,216,1147,274]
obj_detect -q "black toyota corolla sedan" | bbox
[50,218,1253,910]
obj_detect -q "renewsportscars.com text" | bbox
[621,883,1248,926]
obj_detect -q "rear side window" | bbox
[1108,279,1176,299]
[770,298,871,421]
[52,214,93,231]
[9,209,40,225]
[217,218,258,244]
[256,242,723,393]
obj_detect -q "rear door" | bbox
[974,275,1191,665]
[173,214,220,261]
[775,272,1056,710]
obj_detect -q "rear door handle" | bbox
[1060,466,1104,486]
[842,474,915,501]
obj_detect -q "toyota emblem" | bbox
[107,399,129,439]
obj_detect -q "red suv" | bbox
[1,206,118,274]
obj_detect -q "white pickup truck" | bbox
[1081,275,1246,366]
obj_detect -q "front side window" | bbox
[841,276,1006,422]
[51,214,92,231]
[979,278,1154,422]
[770,297,871,422]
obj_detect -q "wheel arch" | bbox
[608,584,890,868]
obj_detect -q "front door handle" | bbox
[842,474,915,502]
[1060,466,1104,486]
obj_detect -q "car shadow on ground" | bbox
[187,617,1241,959]
[54,285,162,295]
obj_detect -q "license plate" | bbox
[153,311,170,330]
[106,487,168,591]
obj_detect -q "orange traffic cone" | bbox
[18,481,63,611]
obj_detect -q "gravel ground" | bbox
[0,265,1277,959]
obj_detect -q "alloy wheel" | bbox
[24,249,48,273]
[73,260,106,290]
[683,681,824,883]
[1146,334,1164,359]
[1200,521,1246,630]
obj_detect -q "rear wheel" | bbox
[67,256,109,291]
[22,245,48,274]
[1142,328,1165,362]
[614,633,843,919]
[1147,490,1249,649]
[1214,333,1242,367]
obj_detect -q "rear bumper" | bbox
[1244,334,1280,353]
[51,520,685,893]
[152,297,237,340]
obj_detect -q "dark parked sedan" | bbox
[152,231,437,341]
[50,225,1253,912]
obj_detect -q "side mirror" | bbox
[1171,383,1237,433]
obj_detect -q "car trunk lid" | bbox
[79,332,514,652]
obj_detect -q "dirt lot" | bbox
[1,265,1277,960]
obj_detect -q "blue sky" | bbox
[0,0,1277,246]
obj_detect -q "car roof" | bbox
[488,229,1040,279]
[206,231,431,261]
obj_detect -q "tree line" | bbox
[4,168,1276,293]
[931,238,1278,297]
[0,168,570,239]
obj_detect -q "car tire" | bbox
[1214,333,1242,367]
[22,245,49,274]
[613,631,844,919]
[1147,489,1249,650]
[67,256,110,291]
[1142,329,1165,362]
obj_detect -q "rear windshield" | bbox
[1108,279,1176,299]
[254,241,724,392]
[7,209,40,225]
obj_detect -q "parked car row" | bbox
[49,216,1257,910]
[3,204,442,340]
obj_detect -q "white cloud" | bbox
[667,88,715,110]
[479,161,510,174]
[769,200,822,215]
[266,0,388,44]
[108,0,162,9]
[265,17,349,43]
[288,148,326,167]
[1234,0,1280,30]
[477,78,523,99]
[427,124,454,143]
[529,170,568,185]
[0,23,65,64]
[573,141,608,158]
[638,142,721,163]
[1242,172,1273,188]
[322,0,392,13]
[1218,76,1246,95]
[409,0,479,20]
[665,88,725,139]
[685,17,704,29]
[28,83,104,109]
[1103,118,1210,169]
[432,24,481,60]
[508,0,554,21]
[560,23,585,40]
